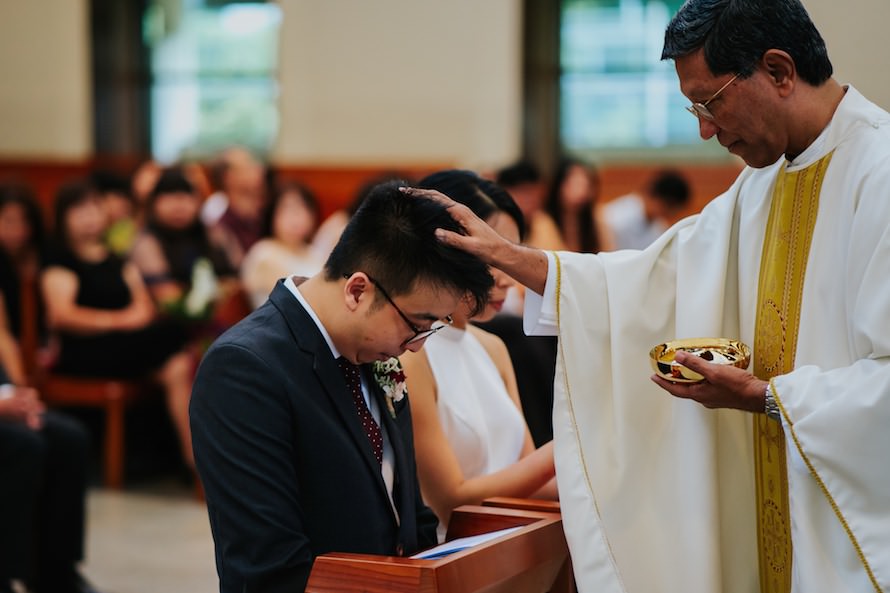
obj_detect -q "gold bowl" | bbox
[649,338,751,383]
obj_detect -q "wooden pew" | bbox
[305,505,572,593]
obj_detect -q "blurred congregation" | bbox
[2,1,889,593]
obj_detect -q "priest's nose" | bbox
[699,118,719,141]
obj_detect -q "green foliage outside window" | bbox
[145,0,281,162]
[561,0,728,161]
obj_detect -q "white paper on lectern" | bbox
[410,526,522,559]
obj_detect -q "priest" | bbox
[407,0,890,591]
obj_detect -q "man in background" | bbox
[602,169,691,250]
[0,362,99,593]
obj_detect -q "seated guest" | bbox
[0,340,100,592]
[190,181,494,592]
[40,181,195,468]
[91,169,139,256]
[130,166,237,325]
[241,181,324,309]
[0,182,46,348]
[495,160,562,252]
[130,158,162,216]
[402,170,557,539]
[603,168,692,250]
[545,157,614,253]
[203,146,268,269]
[0,293,26,389]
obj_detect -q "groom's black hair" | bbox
[324,180,493,317]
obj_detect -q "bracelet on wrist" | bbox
[764,382,781,421]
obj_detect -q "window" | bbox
[143,0,282,162]
[560,0,726,161]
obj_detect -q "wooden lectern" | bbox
[481,497,562,514]
[305,504,573,593]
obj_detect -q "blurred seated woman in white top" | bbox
[241,181,323,308]
[400,170,557,539]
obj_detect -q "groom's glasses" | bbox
[361,275,453,345]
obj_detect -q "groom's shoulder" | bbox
[205,301,292,361]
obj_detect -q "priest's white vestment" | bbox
[525,86,890,593]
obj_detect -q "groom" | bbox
[190,181,494,592]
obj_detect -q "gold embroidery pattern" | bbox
[753,153,832,593]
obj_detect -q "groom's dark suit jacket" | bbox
[190,280,438,593]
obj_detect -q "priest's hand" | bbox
[402,187,512,262]
[402,187,549,295]
[651,350,768,413]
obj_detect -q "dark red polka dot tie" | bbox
[337,357,383,465]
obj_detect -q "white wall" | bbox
[805,0,890,108]
[0,0,886,162]
[274,0,522,168]
[0,1,92,159]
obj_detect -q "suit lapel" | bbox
[269,281,391,497]
[371,377,418,552]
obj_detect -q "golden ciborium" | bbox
[649,338,751,383]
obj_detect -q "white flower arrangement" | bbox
[183,257,220,317]
[372,357,408,419]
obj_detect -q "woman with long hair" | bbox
[400,170,557,539]
[544,157,613,253]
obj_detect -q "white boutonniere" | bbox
[372,357,408,419]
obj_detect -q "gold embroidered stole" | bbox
[752,152,833,593]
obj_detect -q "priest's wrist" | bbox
[764,381,781,421]
[497,243,547,296]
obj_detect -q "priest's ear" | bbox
[760,49,796,97]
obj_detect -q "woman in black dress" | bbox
[40,180,196,468]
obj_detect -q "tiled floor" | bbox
[80,485,218,593]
